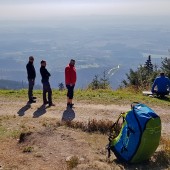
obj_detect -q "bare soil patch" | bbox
[0,98,169,170]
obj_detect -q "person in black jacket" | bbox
[26,56,36,103]
[40,60,55,107]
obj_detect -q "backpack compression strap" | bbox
[107,112,126,158]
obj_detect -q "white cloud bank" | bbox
[0,1,170,20]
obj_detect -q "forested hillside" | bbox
[0,79,41,90]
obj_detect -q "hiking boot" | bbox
[29,100,36,103]
[49,103,55,107]
[70,103,74,109]
[67,103,74,109]
[67,103,71,109]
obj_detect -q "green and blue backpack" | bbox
[107,103,161,163]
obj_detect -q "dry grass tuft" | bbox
[66,156,79,169]
[62,119,114,134]
[161,137,170,154]
[23,146,34,153]
[19,132,32,143]
[157,137,170,165]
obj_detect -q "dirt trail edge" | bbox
[0,99,169,170]
[0,100,169,136]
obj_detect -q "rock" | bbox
[66,156,74,162]
[79,157,85,163]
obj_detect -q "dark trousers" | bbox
[42,82,52,104]
[66,85,75,99]
[28,79,35,101]
[153,90,169,97]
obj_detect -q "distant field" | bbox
[0,18,170,89]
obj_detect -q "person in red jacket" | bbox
[65,59,77,108]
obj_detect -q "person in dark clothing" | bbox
[40,60,55,107]
[151,72,170,98]
[26,56,36,103]
[65,59,77,108]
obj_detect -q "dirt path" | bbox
[0,98,169,170]
[0,99,169,136]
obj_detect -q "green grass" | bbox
[0,125,21,139]
[23,146,34,153]
[0,88,170,108]
[0,115,34,140]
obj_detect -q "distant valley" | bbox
[0,16,169,89]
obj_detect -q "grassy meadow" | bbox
[0,88,170,107]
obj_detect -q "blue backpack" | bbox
[107,103,161,163]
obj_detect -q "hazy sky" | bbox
[0,0,170,20]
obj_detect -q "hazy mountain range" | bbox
[0,16,169,89]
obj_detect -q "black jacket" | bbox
[26,62,36,79]
[40,66,51,83]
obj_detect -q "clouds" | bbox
[0,1,170,20]
[1,0,169,4]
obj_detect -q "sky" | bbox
[0,0,170,20]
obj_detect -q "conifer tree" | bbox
[100,70,110,89]
[122,56,159,90]
[88,75,100,90]
[145,55,153,74]
[58,82,65,91]
[161,57,170,78]
[88,71,110,90]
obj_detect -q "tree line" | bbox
[88,56,170,91]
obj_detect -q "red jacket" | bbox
[65,64,77,85]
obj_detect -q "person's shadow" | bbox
[33,105,46,118]
[17,102,31,116]
[61,108,75,121]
